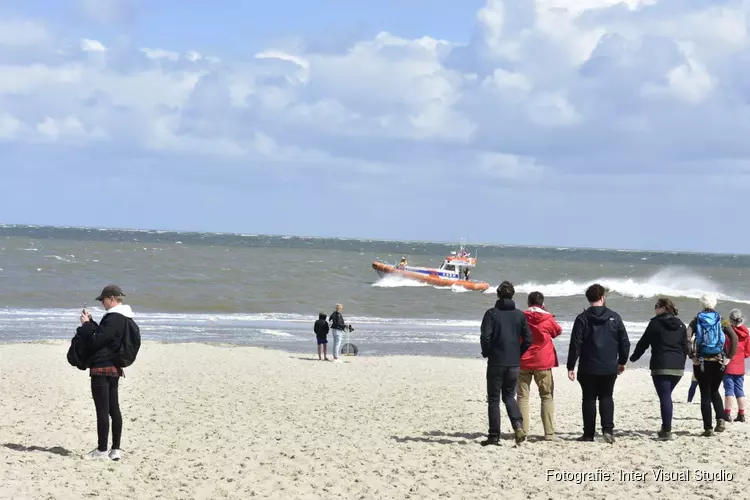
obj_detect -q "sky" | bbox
[1,0,750,254]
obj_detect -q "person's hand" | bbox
[568,370,575,381]
[80,311,89,324]
[721,357,731,367]
[618,364,626,375]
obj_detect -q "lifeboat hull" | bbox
[372,261,490,292]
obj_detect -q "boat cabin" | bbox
[437,244,477,280]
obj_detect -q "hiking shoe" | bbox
[735,414,746,423]
[109,449,122,461]
[657,430,673,441]
[602,433,615,444]
[702,429,714,437]
[480,435,500,447]
[715,420,726,432]
[83,449,109,460]
[514,428,527,445]
[576,435,594,442]
[543,435,557,442]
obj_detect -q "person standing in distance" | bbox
[566,284,630,444]
[479,281,533,446]
[79,284,139,460]
[329,304,347,362]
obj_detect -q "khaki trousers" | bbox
[516,369,555,436]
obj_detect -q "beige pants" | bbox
[516,369,555,436]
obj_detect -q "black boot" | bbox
[735,413,746,423]
[480,434,500,446]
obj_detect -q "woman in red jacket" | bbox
[724,309,750,422]
[517,291,563,440]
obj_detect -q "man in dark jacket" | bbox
[480,281,533,446]
[566,284,630,443]
[314,312,330,361]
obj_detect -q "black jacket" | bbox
[330,311,346,331]
[566,306,630,375]
[480,299,532,367]
[314,319,329,338]
[78,311,139,368]
[629,313,689,370]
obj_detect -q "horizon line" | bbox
[1,222,747,258]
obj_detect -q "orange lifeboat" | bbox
[371,261,490,292]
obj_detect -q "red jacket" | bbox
[521,307,563,371]
[725,324,750,375]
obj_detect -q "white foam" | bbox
[501,267,750,304]
[259,329,293,338]
[372,275,430,288]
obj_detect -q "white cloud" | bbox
[477,152,545,180]
[0,113,22,139]
[81,39,107,53]
[0,19,51,47]
[2,0,750,181]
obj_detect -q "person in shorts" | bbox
[314,312,330,361]
[723,309,750,422]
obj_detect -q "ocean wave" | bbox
[372,274,474,293]
[503,267,750,304]
[371,275,430,288]
[0,307,651,333]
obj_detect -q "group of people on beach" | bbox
[480,281,749,445]
[68,278,748,461]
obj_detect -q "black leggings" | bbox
[651,375,682,432]
[91,376,122,452]
[694,361,725,430]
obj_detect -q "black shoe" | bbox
[735,414,746,423]
[480,435,500,446]
[657,430,673,441]
[576,435,594,442]
[602,432,615,444]
[715,420,726,432]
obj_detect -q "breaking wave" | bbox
[509,267,750,304]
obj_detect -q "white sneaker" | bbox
[83,449,109,460]
[109,449,122,461]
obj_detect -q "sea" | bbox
[1,224,749,362]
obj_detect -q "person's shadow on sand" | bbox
[3,443,72,456]
[391,431,486,445]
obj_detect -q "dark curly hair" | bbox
[497,281,515,299]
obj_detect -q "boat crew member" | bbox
[399,257,407,269]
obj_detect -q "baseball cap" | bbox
[95,284,125,301]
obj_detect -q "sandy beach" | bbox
[1,341,749,499]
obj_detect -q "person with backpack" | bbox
[688,293,737,436]
[566,284,630,444]
[723,309,750,422]
[517,291,562,441]
[479,281,533,446]
[629,298,689,440]
[78,284,140,460]
[314,312,330,361]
